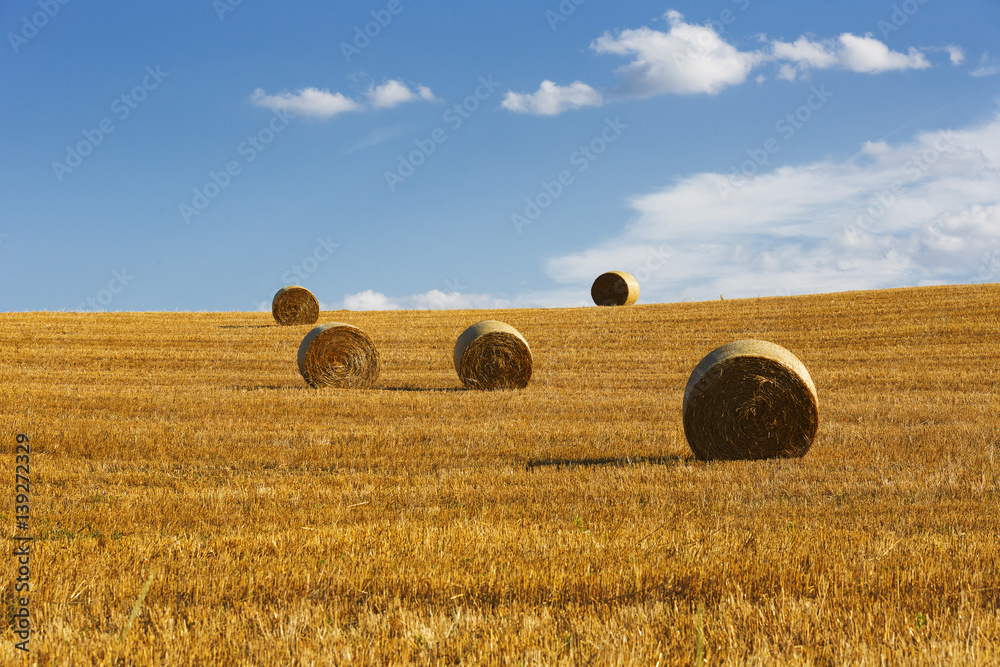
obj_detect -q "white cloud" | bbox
[837,33,930,73]
[772,36,839,70]
[501,80,603,115]
[972,53,1000,78]
[252,80,435,118]
[365,79,437,109]
[417,85,438,102]
[591,10,762,97]
[860,140,891,155]
[342,290,400,311]
[545,107,1000,302]
[334,288,590,311]
[504,13,949,114]
[250,87,361,118]
[776,64,799,82]
[771,33,930,80]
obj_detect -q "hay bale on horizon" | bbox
[297,322,380,389]
[272,285,320,326]
[682,340,818,461]
[591,271,640,306]
[454,320,532,390]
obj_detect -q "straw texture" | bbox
[297,322,381,389]
[454,320,532,390]
[682,340,818,460]
[271,286,320,326]
[591,271,640,306]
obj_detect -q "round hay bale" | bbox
[454,320,532,390]
[591,271,639,306]
[682,340,818,461]
[272,285,319,326]
[297,322,380,389]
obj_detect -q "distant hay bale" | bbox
[297,322,380,389]
[454,320,532,390]
[591,271,639,306]
[682,340,818,461]
[272,286,319,326]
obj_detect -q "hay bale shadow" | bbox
[380,386,465,393]
[525,454,689,472]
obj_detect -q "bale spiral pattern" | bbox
[297,322,381,389]
[591,271,640,306]
[454,320,532,390]
[682,340,818,460]
[272,286,320,326]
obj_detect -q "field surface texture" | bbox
[2,284,999,665]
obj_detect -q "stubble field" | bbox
[2,283,999,665]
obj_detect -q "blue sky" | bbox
[2,0,999,312]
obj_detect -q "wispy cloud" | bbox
[343,126,406,154]
[945,45,965,66]
[545,107,1000,301]
[417,85,438,102]
[972,52,1000,78]
[251,79,435,118]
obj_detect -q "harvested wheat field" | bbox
[2,283,1000,665]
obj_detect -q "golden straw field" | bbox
[2,283,999,665]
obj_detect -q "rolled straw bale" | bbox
[272,285,319,326]
[297,322,380,389]
[453,320,532,390]
[682,340,818,461]
[591,271,640,306]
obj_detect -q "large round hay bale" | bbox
[591,271,639,306]
[453,320,532,390]
[682,340,818,460]
[297,322,380,389]
[272,285,319,326]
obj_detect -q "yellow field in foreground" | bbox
[2,284,999,665]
